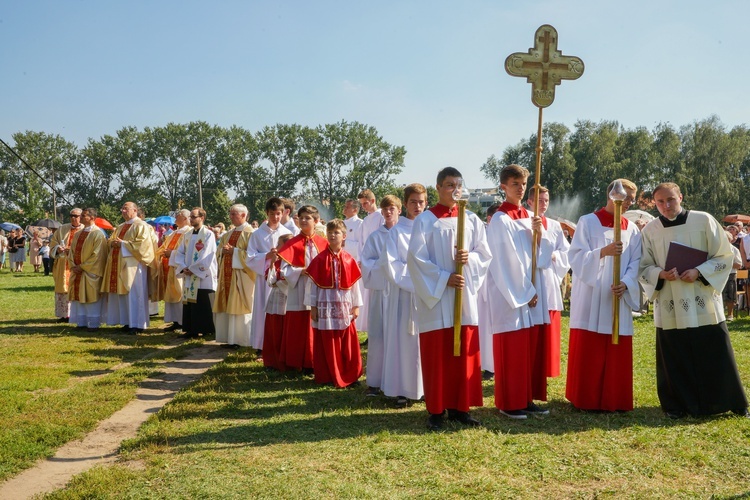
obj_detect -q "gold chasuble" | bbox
[101,219,156,294]
[155,227,189,303]
[68,228,107,304]
[50,223,82,294]
[213,225,256,315]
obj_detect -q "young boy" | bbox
[247,197,293,353]
[264,233,293,371]
[361,194,402,397]
[306,219,363,387]
[277,205,329,372]
[382,184,428,406]
[486,164,550,419]
[526,187,570,381]
[407,167,492,431]
[355,189,384,332]
[567,179,641,412]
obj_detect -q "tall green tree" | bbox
[302,121,405,214]
[570,119,621,213]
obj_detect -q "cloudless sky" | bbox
[1,0,748,190]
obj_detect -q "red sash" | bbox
[70,231,90,302]
[218,230,243,311]
[107,223,132,293]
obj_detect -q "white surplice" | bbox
[569,213,641,336]
[485,211,548,335]
[361,225,394,388]
[382,216,424,400]
[639,211,731,330]
[246,221,293,349]
[174,227,218,292]
[356,210,384,330]
[407,210,492,333]
[529,215,570,318]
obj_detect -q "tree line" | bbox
[2,115,749,228]
[482,115,750,220]
[0,121,406,227]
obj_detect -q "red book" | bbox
[664,241,708,273]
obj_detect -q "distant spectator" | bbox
[8,228,26,273]
[41,240,51,276]
[30,231,43,272]
[0,230,7,269]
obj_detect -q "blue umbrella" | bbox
[0,222,21,231]
[153,215,176,225]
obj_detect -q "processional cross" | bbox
[505,24,584,284]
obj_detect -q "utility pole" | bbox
[197,151,203,209]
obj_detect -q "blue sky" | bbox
[2,0,748,190]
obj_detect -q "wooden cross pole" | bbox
[505,24,584,284]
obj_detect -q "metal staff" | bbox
[453,198,467,357]
[609,180,627,345]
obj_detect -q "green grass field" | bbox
[2,268,749,498]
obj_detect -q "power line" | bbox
[0,137,72,206]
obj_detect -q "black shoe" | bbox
[732,408,750,418]
[365,386,380,397]
[180,332,199,338]
[665,411,686,420]
[482,370,494,381]
[57,317,69,323]
[164,323,180,332]
[395,396,408,408]
[498,409,528,420]
[447,410,482,427]
[427,413,444,431]
[128,329,141,335]
[346,381,361,389]
[523,402,550,416]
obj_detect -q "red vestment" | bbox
[492,202,547,409]
[307,248,363,387]
[566,328,633,411]
[420,325,483,414]
[277,233,328,371]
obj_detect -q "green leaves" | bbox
[1,121,405,225]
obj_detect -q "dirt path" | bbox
[0,341,230,499]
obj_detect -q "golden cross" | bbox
[505,24,584,108]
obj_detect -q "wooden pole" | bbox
[453,199,467,356]
[531,106,543,285]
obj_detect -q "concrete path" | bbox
[0,342,229,499]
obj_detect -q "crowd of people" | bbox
[21,164,750,430]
